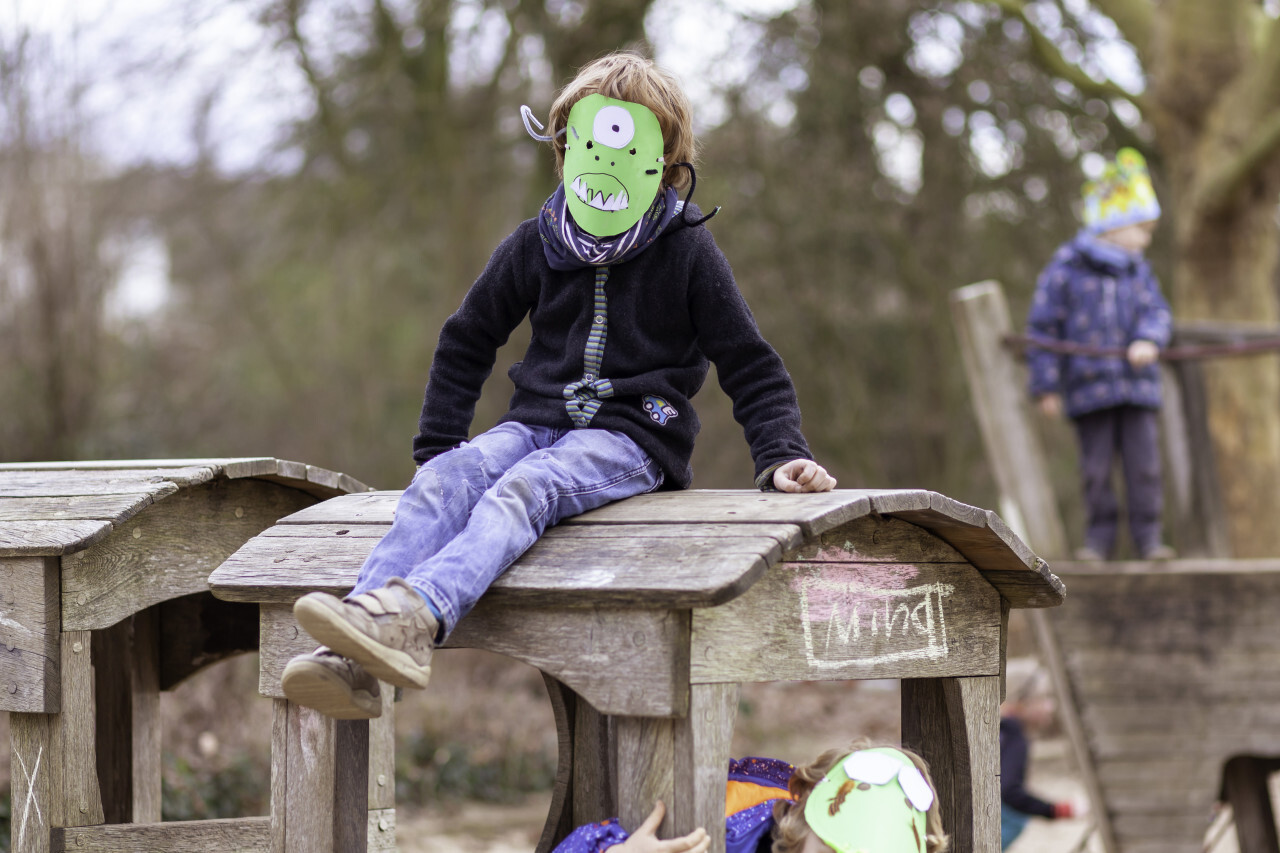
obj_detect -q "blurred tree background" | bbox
[3,0,1279,553]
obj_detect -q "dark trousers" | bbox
[1072,405,1163,557]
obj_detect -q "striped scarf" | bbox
[537,184,679,271]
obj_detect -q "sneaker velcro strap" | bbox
[354,588,402,616]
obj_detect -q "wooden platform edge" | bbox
[0,458,373,558]
[863,490,1065,609]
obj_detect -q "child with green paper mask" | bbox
[278,50,835,724]
[551,744,949,853]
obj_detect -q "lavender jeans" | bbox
[351,422,663,637]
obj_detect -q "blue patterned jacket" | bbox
[1025,230,1172,418]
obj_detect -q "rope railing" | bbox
[1002,333,1280,361]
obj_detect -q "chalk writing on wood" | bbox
[797,576,953,668]
[16,744,44,849]
[692,561,999,683]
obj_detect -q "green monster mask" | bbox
[562,94,666,237]
[803,748,936,853]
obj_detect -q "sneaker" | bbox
[1139,544,1177,560]
[282,647,382,719]
[1074,545,1105,561]
[294,577,437,690]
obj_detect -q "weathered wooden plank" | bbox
[272,492,400,526]
[672,683,738,853]
[270,698,288,853]
[213,532,781,609]
[0,556,60,713]
[538,675,578,853]
[0,468,213,497]
[366,809,396,851]
[50,817,270,851]
[788,515,965,563]
[131,609,162,823]
[691,562,1001,684]
[275,700,369,853]
[259,606,311,699]
[260,602,690,717]
[0,494,158,524]
[256,519,803,548]
[0,521,115,557]
[1109,812,1214,844]
[901,676,1002,853]
[448,606,691,718]
[63,479,317,631]
[614,716,675,838]
[566,489,873,537]
[571,687,615,830]
[0,458,271,473]
[10,714,53,853]
[949,281,1070,558]
[54,630,105,827]
[368,692,396,810]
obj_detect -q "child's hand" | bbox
[773,459,837,493]
[606,801,710,853]
[1036,393,1063,418]
[1127,339,1159,368]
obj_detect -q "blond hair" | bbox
[770,742,950,853]
[546,52,696,191]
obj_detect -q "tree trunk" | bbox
[1170,169,1280,556]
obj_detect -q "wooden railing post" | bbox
[950,281,1068,558]
[950,280,1118,853]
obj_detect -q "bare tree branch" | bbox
[1089,0,1154,61]
[276,0,352,172]
[987,0,1149,109]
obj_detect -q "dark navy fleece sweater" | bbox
[412,206,812,489]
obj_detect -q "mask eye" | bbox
[593,106,635,149]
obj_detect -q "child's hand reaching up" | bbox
[607,801,710,853]
[773,459,837,493]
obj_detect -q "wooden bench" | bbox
[211,487,1064,853]
[0,458,383,853]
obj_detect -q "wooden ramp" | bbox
[952,282,1280,853]
[1046,560,1280,853]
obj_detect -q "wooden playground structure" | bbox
[0,455,1064,852]
[954,281,1280,853]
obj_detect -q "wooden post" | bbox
[1222,757,1280,853]
[0,557,61,715]
[950,281,1119,853]
[901,676,1001,853]
[1163,357,1231,557]
[271,699,370,853]
[950,281,1069,558]
[672,683,738,853]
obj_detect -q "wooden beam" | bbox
[0,557,60,713]
[50,817,270,852]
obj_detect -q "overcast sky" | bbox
[8,0,802,173]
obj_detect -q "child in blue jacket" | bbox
[1026,148,1174,561]
[552,745,949,853]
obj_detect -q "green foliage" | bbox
[0,789,9,853]
[395,729,557,804]
[161,752,270,821]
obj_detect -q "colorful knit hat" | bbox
[1082,148,1161,233]
[803,747,937,853]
